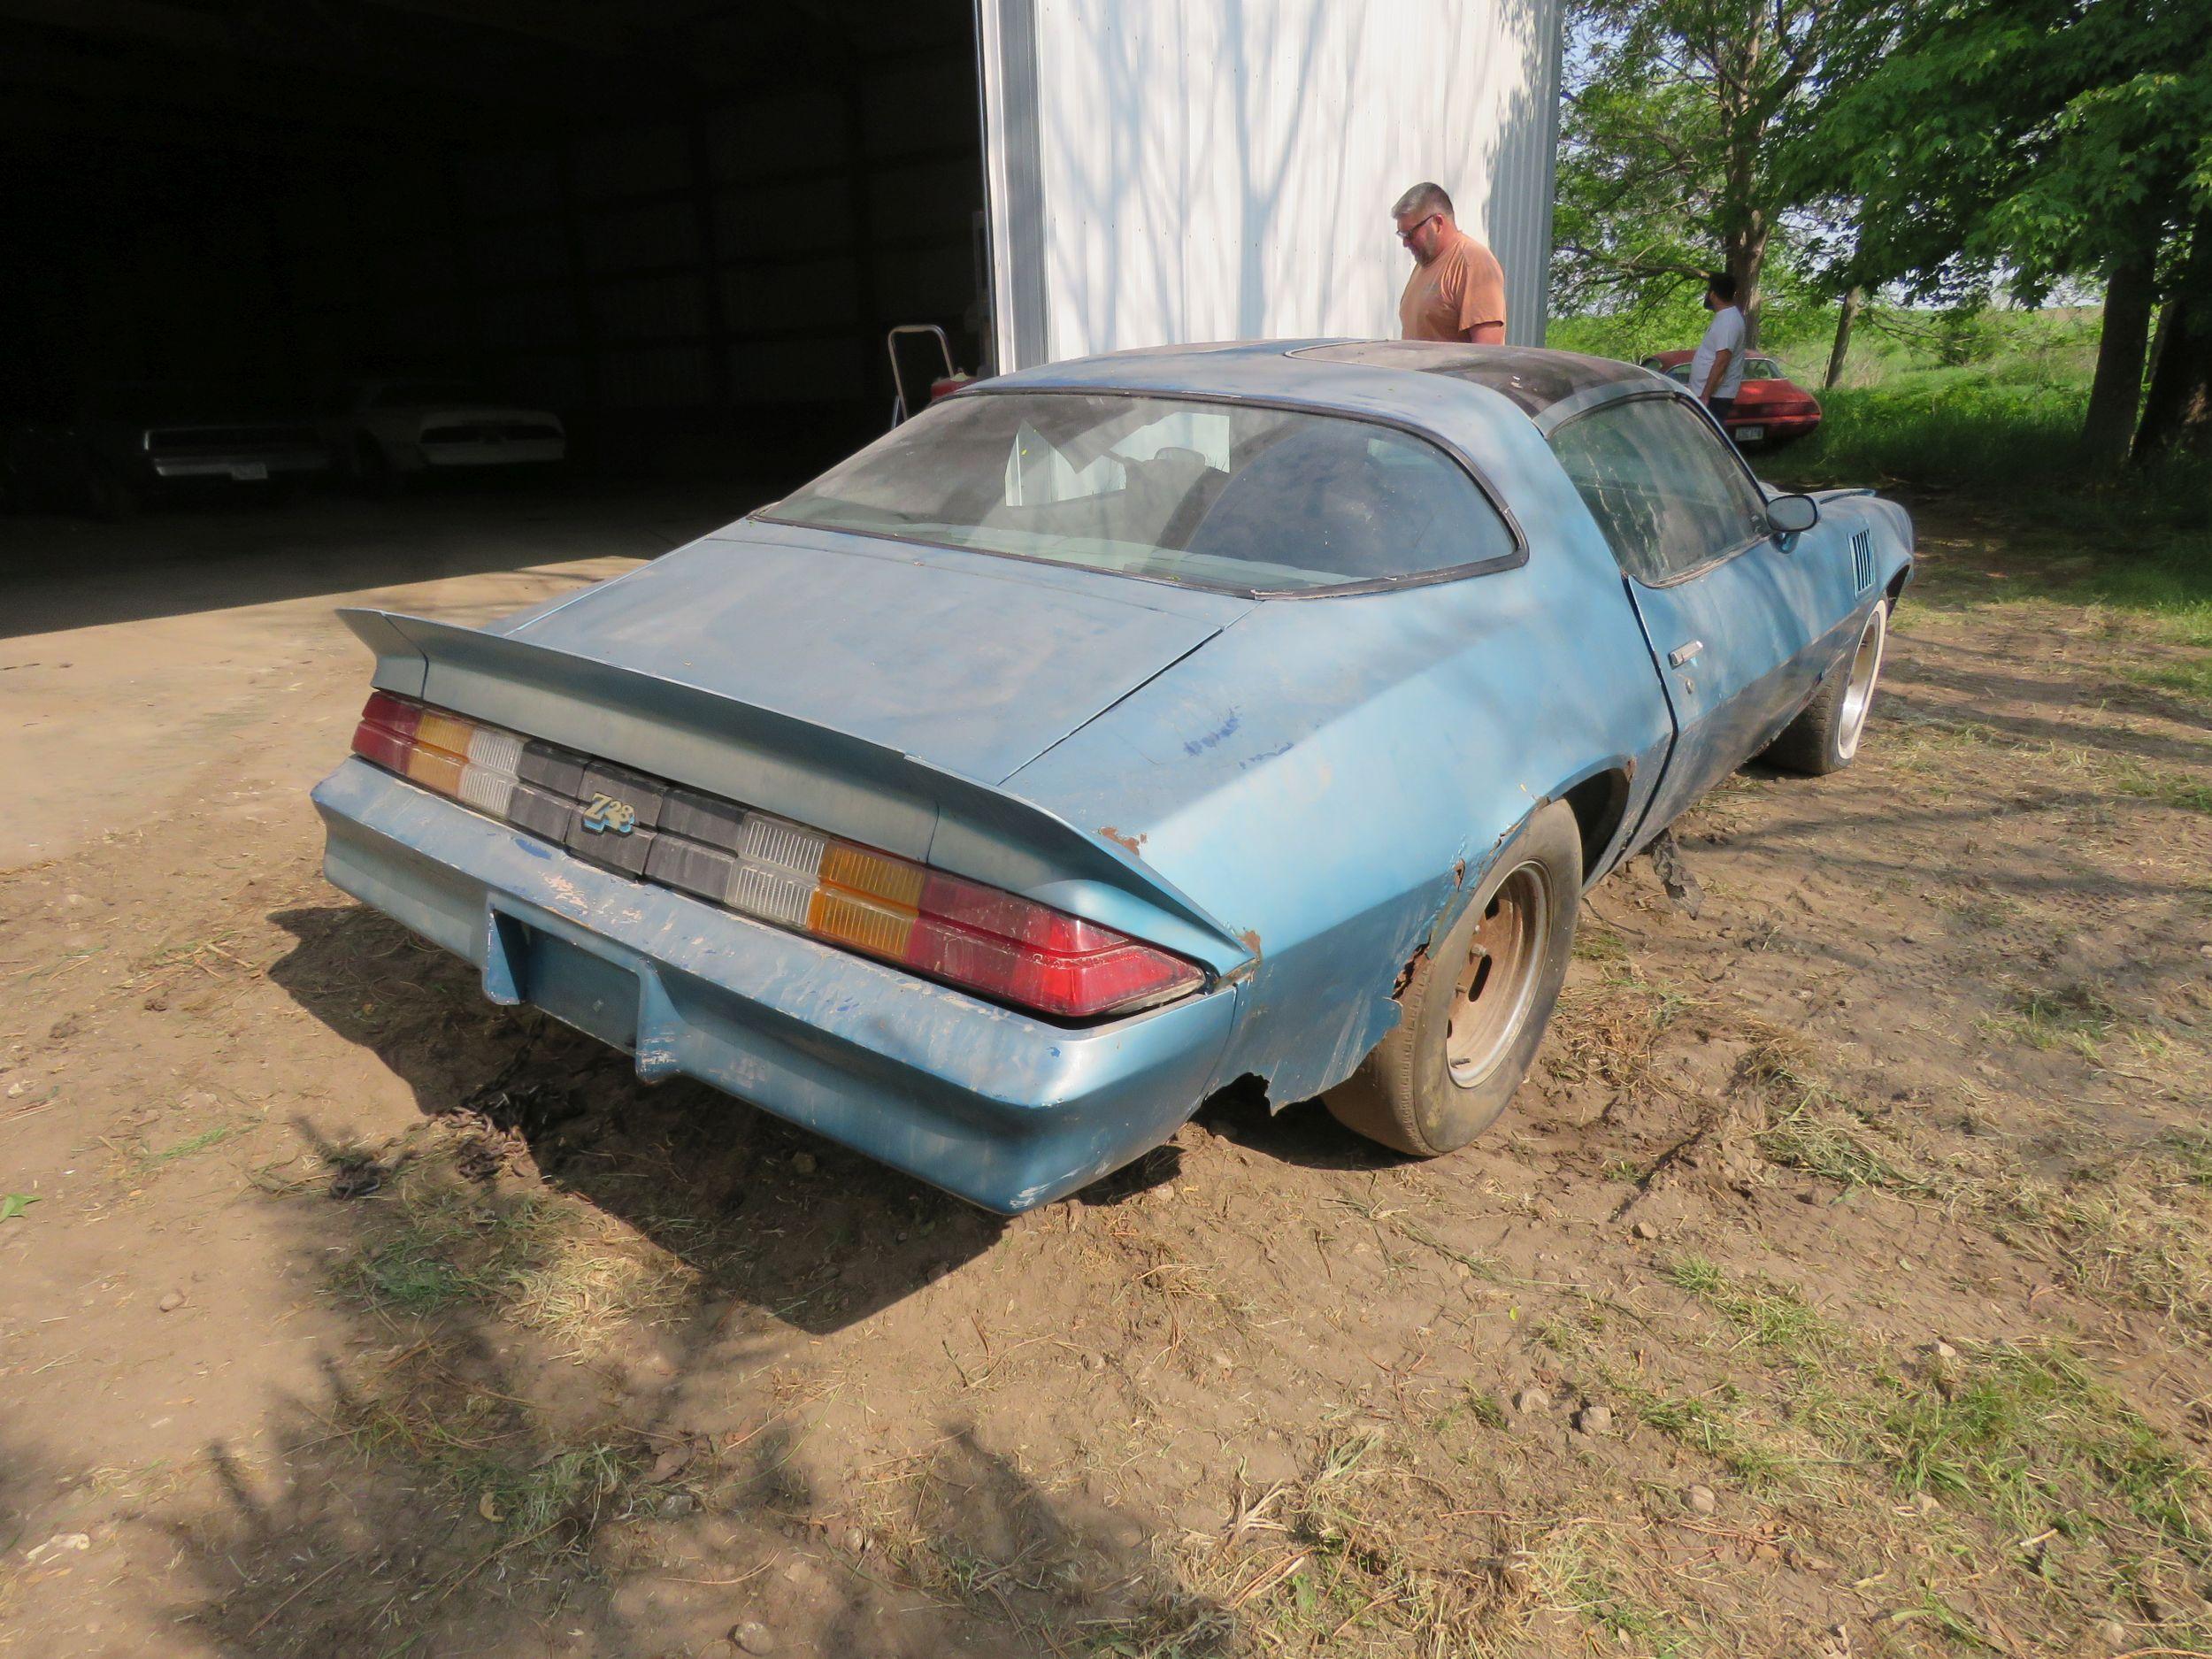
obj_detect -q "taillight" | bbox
[354,691,523,817]
[348,692,1203,1020]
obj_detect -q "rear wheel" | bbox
[1327,801,1581,1156]
[1763,600,1888,775]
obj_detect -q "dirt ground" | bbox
[3,488,2209,1659]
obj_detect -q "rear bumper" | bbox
[1728,412,1821,441]
[311,759,1237,1212]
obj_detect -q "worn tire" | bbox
[1763,599,1889,776]
[1326,800,1582,1156]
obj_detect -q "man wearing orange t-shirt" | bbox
[1393,181,1507,344]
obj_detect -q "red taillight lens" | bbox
[902,868,1202,1018]
[352,690,421,771]
[790,832,1203,1018]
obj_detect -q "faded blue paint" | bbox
[310,342,1913,1211]
[313,758,1238,1212]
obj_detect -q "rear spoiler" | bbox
[338,608,1249,976]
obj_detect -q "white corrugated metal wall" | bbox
[980,0,1562,368]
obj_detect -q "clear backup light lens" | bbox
[726,813,828,927]
[459,725,522,816]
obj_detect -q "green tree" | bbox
[1553,0,1894,341]
[1792,0,2212,461]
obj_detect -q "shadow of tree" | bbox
[155,1333,1233,1657]
[128,902,1237,1655]
[265,902,1004,1337]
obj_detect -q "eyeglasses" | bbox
[1396,214,1439,243]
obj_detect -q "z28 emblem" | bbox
[581,793,638,835]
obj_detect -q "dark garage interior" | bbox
[0,0,990,522]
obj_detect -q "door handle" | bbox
[1669,640,1704,667]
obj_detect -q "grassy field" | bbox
[1551,298,2212,657]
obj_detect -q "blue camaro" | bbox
[311,342,1911,1211]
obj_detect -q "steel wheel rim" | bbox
[1445,863,1550,1088]
[1836,605,1887,760]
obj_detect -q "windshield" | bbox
[763,391,1517,594]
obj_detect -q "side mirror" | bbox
[1767,494,1819,536]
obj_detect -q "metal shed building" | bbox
[1,0,1561,488]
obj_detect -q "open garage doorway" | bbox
[0,0,990,526]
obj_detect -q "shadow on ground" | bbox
[265,901,1006,1337]
[127,902,1242,1655]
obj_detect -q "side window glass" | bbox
[1548,398,1767,581]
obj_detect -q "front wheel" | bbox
[1327,800,1582,1156]
[1762,599,1888,775]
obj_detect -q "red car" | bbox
[1641,349,1823,447]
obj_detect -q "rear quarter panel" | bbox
[1005,406,1676,1102]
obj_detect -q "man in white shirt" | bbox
[1688,272,1747,428]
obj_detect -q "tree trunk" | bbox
[1717,208,1768,348]
[1717,17,1768,349]
[2135,209,2212,461]
[2083,247,2155,469]
[1825,288,1863,388]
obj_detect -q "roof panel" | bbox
[1287,342,1656,417]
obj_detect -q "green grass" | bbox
[137,1125,238,1166]
[2109,760,2212,815]
[1982,981,2118,1059]
[1639,1255,2209,1564]
[1551,300,2212,634]
[1662,1255,1837,1363]
[351,1239,476,1313]
[2159,1132,2212,1188]
[347,1387,646,1556]
[2124,656,2212,703]
[1874,1345,2201,1546]
[334,1165,695,1346]
[1625,1385,1806,1493]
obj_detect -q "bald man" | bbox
[1393,181,1506,344]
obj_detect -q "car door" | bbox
[1548,393,1829,837]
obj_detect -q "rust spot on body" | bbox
[1236,927,1263,956]
[1098,826,1147,854]
[1392,946,1428,999]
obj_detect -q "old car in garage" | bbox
[1,381,330,518]
[311,342,1911,1212]
[325,380,567,488]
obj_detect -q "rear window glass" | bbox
[762,391,1517,593]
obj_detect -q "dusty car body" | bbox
[311,342,1911,1211]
